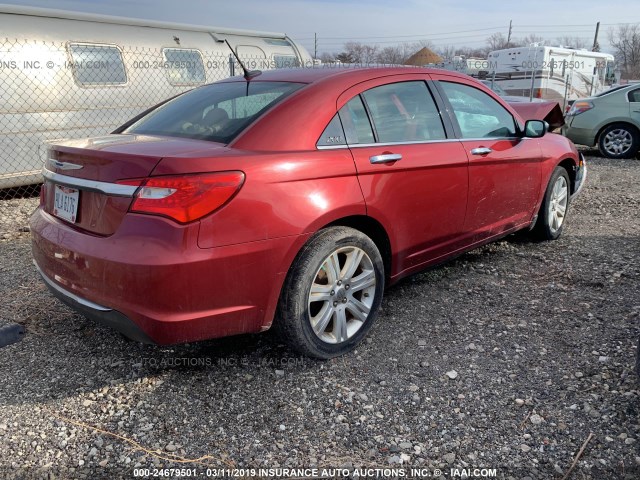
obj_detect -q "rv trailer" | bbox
[486,46,615,109]
[0,4,312,190]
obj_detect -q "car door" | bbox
[629,87,640,126]
[431,74,542,242]
[335,77,469,277]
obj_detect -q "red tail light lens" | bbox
[566,101,594,116]
[118,172,244,223]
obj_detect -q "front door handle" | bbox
[370,153,402,164]
[470,147,493,155]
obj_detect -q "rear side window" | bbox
[629,89,640,102]
[125,81,304,144]
[339,96,375,144]
[440,81,517,138]
[68,43,127,86]
[317,115,346,146]
[162,48,206,85]
[362,81,446,143]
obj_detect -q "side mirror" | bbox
[524,119,548,138]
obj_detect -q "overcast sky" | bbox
[2,0,638,55]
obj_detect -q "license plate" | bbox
[53,185,79,223]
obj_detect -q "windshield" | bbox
[125,81,305,144]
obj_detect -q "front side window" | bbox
[68,43,127,86]
[440,81,517,138]
[362,81,446,143]
[162,48,206,85]
[125,81,304,144]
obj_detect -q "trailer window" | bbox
[274,55,300,68]
[68,44,127,86]
[162,48,206,85]
[265,39,292,47]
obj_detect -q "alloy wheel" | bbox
[548,175,568,234]
[603,129,633,156]
[308,246,376,344]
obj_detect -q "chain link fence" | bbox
[0,37,299,234]
[0,39,241,195]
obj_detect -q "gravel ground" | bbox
[0,152,639,480]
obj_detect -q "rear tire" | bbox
[275,227,385,359]
[532,166,571,241]
[598,123,639,159]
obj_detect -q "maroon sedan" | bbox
[31,67,585,358]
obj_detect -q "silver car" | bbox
[563,84,640,159]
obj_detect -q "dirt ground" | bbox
[0,151,638,479]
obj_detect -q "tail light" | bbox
[535,88,543,99]
[566,101,594,116]
[118,171,244,223]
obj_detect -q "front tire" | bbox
[533,166,571,241]
[598,123,639,159]
[275,227,385,359]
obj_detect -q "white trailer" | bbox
[0,4,312,190]
[486,46,615,109]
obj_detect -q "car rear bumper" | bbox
[562,123,596,147]
[31,208,299,344]
[35,261,154,343]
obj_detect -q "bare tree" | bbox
[438,45,458,61]
[342,41,379,64]
[376,46,405,65]
[408,39,436,51]
[487,32,509,51]
[399,42,419,62]
[555,36,588,49]
[457,46,490,58]
[522,34,547,46]
[609,25,640,79]
[335,51,354,64]
[319,52,335,63]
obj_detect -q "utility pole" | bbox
[314,33,318,60]
[507,20,512,47]
[592,22,600,51]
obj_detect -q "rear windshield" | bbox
[125,81,304,144]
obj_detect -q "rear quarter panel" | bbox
[151,149,366,249]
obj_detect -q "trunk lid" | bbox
[44,134,230,235]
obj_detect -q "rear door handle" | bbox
[470,147,492,155]
[370,153,402,164]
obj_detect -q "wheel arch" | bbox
[557,157,578,194]
[595,121,640,147]
[324,215,393,281]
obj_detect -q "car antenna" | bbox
[223,39,261,95]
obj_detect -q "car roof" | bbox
[219,66,472,85]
